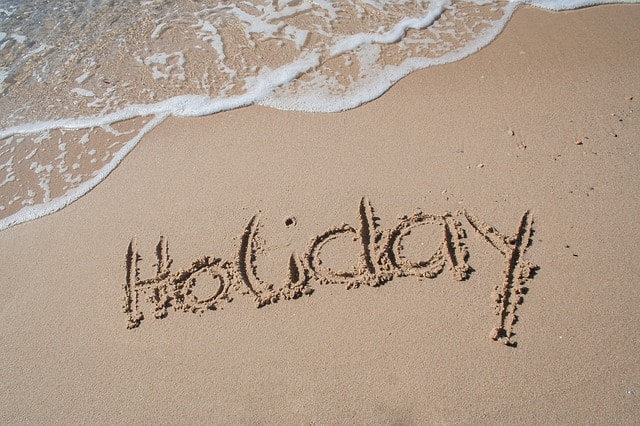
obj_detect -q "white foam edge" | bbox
[0,53,322,232]
[0,114,164,232]
[0,52,321,140]
[261,1,518,112]
[523,0,640,10]
[329,0,449,57]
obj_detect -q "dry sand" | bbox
[1,4,639,423]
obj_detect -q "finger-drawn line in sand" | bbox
[123,197,537,346]
[462,209,536,346]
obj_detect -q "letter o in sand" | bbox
[177,261,231,312]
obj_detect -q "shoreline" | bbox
[1,4,639,423]
[1,2,636,232]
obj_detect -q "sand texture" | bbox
[1,5,639,423]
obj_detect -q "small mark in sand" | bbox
[285,216,297,227]
[507,129,515,136]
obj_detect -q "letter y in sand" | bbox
[462,210,537,346]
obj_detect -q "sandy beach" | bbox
[1,4,639,423]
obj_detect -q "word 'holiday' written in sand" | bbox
[123,198,537,346]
